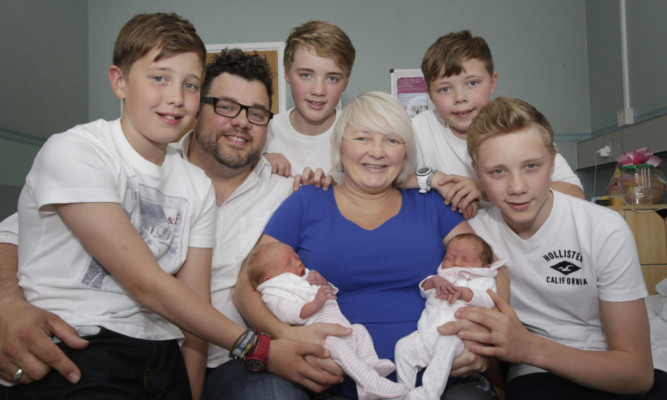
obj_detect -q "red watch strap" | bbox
[244,332,270,371]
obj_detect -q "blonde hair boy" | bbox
[467,96,554,165]
[263,20,356,179]
[461,96,660,397]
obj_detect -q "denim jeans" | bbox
[202,359,309,400]
[1,327,191,400]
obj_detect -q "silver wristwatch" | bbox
[417,167,436,193]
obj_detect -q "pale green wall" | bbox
[3,0,667,216]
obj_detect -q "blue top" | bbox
[264,186,465,396]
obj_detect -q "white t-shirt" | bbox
[412,109,583,189]
[0,213,18,245]
[264,107,339,176]
[17,119,217,342]
[174,133,295,368]
[468,191,647,380]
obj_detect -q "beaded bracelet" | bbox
[230,329,257,360]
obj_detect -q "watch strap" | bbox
[244,332,270,372]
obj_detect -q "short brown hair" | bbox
[284,20,356,77]
[446,233,493,266]
[112,13,206,77]
[467,96,554,165]
[421,30,493,88]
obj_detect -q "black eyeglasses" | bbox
[201,97,273,126]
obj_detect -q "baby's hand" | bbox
[426,276,458,296]
[437,288,462,303]
[313,286,337,309]
[307,270,330,287]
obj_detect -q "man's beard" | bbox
[196,128,261,169]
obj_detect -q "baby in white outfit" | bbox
[247,242,406,400]
[395,233,505,400]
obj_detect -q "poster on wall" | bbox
[390,68,433,117]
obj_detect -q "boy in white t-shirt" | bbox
[263,20,355,180]
[412,30,584,215]
[448,96,667,398]
[4,13,271,399]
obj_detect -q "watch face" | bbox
[417,167,431,175]
[245,358,266,372]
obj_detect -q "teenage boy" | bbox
[263,20,355,180]
[448,96,667,398]
[0,47,344,399]
[413,30,584,214]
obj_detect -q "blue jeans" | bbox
[1,327,191,400]
[202,359,309,400]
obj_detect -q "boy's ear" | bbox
[489,72,498,95]
[109,65,126,100]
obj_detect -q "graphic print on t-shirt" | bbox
[543,249,588,286]
[81,179,187,293]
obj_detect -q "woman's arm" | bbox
[458,292,654,394]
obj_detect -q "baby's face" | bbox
[442,238,486,269]
[265,243,307,278]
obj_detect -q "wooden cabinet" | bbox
[610,205,667,294]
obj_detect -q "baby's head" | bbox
[442,233,493,269]
[247,242,306,288]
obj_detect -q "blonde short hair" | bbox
[284,20,356,77]
[467,96,554,166]
[331,92,417,186]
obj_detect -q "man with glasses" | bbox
[0,49,343,399]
